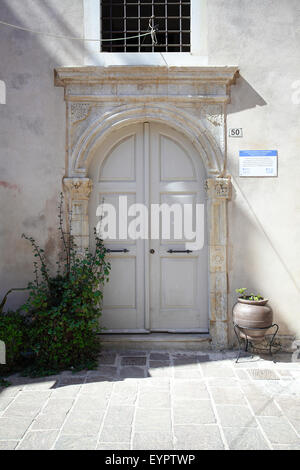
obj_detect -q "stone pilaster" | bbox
[63,178,93,252]
[206,177,232,348]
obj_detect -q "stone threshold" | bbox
[98,333,212,351]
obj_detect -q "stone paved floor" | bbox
[0,350,300,450]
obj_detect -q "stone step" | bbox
[98,333,212,351]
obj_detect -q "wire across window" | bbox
[101,0,191,53]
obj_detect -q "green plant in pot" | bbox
[233,288,273,342]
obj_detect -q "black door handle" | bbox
[167,249,193,254]
[106,249,130,253]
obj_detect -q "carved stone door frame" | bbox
[55,66,238,348]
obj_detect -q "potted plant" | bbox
[233,288,273,341]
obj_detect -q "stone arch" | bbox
[68,104,224,178]
[57,65,238,348]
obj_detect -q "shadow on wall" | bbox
[228,74,267,114]
[228,178,300,345]
[0,0,97,310]
[1,0,90,63]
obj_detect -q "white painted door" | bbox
[89,123,208,333]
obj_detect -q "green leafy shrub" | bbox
[236,288,263,301]
[0,310,28,370]
[22,193,111,374]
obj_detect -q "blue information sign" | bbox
[239,150,278,177]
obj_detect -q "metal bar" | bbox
[165,0,168,52]
[110,0,113,52]
[138,0,141,52]
[124,0,127,52]
[152,0,155,52]
[167,249,193,254]
[269,323,279,357]
[106,249,130,253]
[234,324,242,363]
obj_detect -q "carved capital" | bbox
[205,177,232,200]
[63,178,93,201]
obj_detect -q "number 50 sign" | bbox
[229,128,243,138]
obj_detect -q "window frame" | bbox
[83,0,207,64]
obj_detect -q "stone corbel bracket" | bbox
[206,177,232,347]
[63,177,93,252]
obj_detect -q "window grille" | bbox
[101,0,191,53]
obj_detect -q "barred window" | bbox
[101,0,191,53]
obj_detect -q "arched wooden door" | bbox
[89,122,208,333]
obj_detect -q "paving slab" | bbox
[216,405,257,428]
[1,350,299,450]
[173,380,209,400]
[138,390,171,409]
[0,417,33,440]
[174,425,224,450]
[17,430,58,450]
[247,397,282,417]
[54,435,98,450]
[201,364,236,378]
[31,412,68,431]
[97,442,130,450]
[210,387,247,405]
[222,427,270,450]
[149,353,170,361]
[104,405,135,426]
[120,366,146,379]
[61,410,104,436]
[98,353,117,365]
[174,369,203,379]
[0,440,19,450]
[133,432,173,450]
[110,385,138,406]
[121,357,147,366]
[173,400,216,425]
[258,416,300,445]
[99,425,132,443]
[0,396,14,413]
[248,369,279,380]
[87,366,118,378]
[148,366,173,378]
[135,408,172,432]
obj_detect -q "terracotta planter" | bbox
[233,298,273,342]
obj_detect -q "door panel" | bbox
[160,135,197,181]
[89,124,146,332]
[100,135,136,182]
[149,123,208,332]
[161,257,198,308]
[89,122,208,333]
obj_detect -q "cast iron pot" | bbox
[233,298,273,341]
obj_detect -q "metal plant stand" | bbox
[233,323,279,363]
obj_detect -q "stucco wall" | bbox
[0,0,299,341]
[0,0,85,309]
[207,0,300,340]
